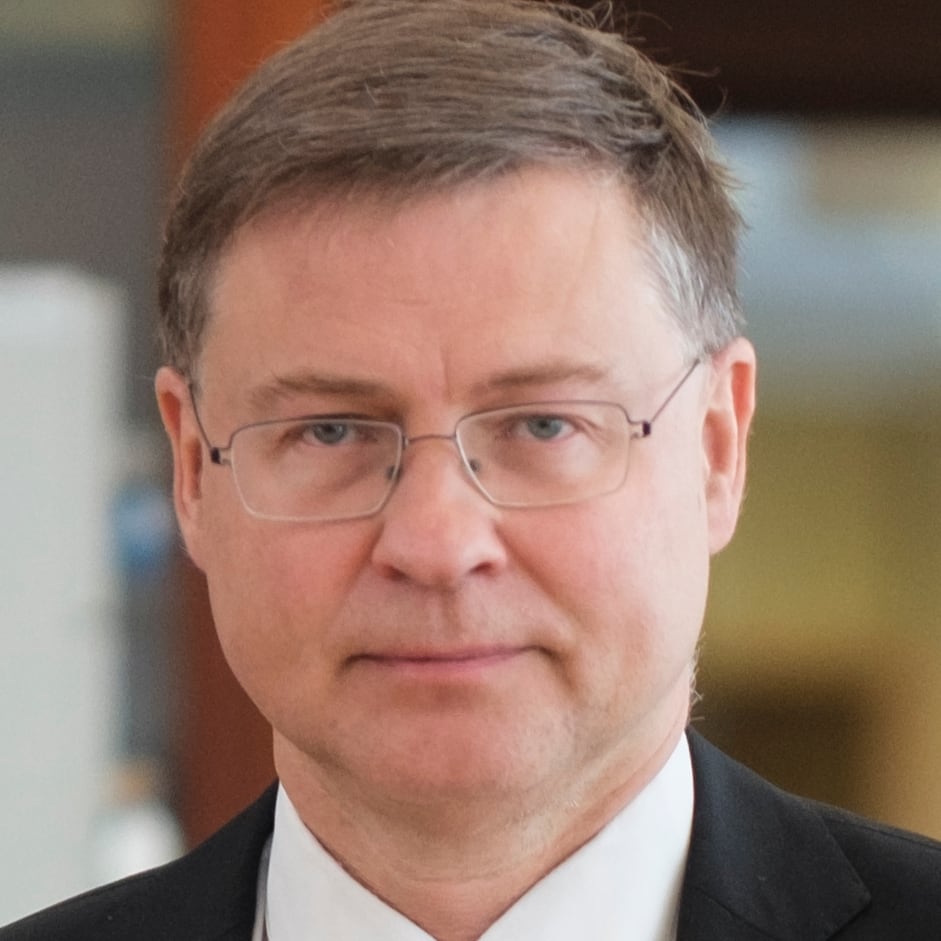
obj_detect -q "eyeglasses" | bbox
[191,361,700,522]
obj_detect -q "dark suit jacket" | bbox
[4,731,940,939]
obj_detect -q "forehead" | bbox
[202,167,684,408]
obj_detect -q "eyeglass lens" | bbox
[226,403,634,521]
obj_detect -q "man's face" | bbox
[158,167,753,816]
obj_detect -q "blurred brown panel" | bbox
[169,0,332,165]
[175,556,275,847]
[166,0,332,848]
[586,0,941,115]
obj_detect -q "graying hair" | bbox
[158,0,743,378]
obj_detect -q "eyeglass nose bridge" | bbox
[387,430,483,486]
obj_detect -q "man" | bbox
[4,1,940,938]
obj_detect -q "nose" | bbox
[370,436,507,588]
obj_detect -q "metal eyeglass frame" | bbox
[188,358,701,519]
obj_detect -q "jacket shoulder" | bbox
[683,730,941,939]
[813,801,941,933]
[0,784,277,941]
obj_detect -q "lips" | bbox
[351,645,533,676]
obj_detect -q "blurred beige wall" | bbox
[702,408,941,837]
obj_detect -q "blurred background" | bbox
[1,0,939,924]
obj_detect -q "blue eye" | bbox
[303,421,352,445]
[523,416,569,440]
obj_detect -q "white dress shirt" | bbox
[253,735,693,940]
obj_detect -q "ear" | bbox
[701,337,756,555]
[155,365,208,570]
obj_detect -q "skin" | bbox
[157,166,755,941]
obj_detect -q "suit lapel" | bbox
[677,731,869,941]
[169,783,278,941]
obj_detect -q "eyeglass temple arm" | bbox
[637,359,702,437]
[187,383,228,465]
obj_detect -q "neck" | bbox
[273,717,687,941]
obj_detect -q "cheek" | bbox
[517,486,709,676]
[201,521,368,693]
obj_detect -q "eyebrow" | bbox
[246,371,396,413]
[468,360,612,397]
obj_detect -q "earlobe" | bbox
[702,337,756,555]
[155,366,207,567]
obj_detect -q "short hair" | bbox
[158,0,743,380]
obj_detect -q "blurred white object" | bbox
[90,759,184,886]
[0,266,124,923]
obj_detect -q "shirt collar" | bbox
[261,734,693,941]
